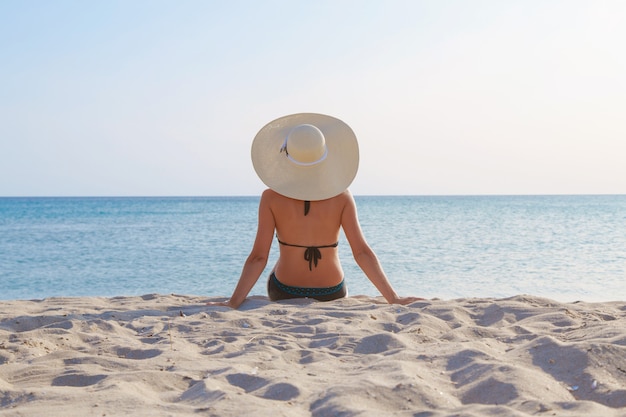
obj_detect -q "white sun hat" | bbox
[251,113,359,201]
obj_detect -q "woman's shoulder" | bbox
[261,188,283,201]
[331,189,355,206]
[260,189,294,211]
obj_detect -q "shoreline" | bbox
[1,294,625,416]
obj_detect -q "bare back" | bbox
[265,189,348,288]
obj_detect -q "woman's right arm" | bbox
[341,191,424,305]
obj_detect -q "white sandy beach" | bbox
[0,294,625,417]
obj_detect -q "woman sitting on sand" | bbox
[208,113,423,309]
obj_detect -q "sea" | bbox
[1,195,624,302]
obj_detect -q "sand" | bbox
[0,294,625,417]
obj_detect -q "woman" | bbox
[208,113,423,308]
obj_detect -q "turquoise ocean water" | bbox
[1,195,624,302]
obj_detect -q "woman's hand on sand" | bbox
[206,299,236,308]
[391,296,426,305]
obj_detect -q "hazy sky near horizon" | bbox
[1,0,625,196]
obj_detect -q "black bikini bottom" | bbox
[267,272,347,302]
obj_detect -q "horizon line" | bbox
[1,193,625,199]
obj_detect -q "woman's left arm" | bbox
[207,190,275,308]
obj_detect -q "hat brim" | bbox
[251,113,359,201]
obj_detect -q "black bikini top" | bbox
[276,200,339,271]
[277,238,338,271]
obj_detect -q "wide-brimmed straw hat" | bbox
[251,113,359,201]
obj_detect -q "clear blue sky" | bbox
[1,0,625,196]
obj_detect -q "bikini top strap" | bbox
[276,237,339,271]
[276,238,338,249]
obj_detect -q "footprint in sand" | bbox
[51,372,107,387]
[225,373,300,401]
